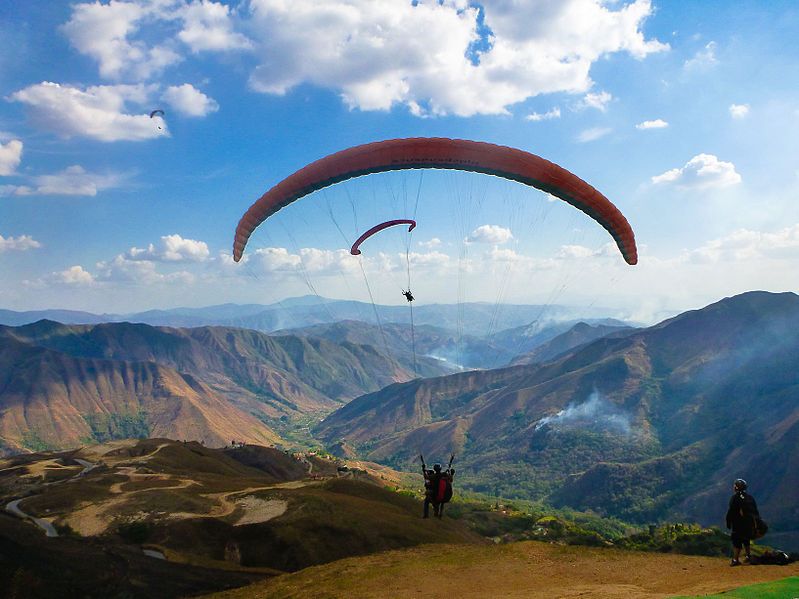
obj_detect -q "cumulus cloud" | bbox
[9,82,163,141]
[526,107,561,121]
[576,91,612,112]
[126,234,210,262]
[249,246,360,275]
[52,265,95,286]
[61,0,181,80]
[635,118,668,129]
[96,254,194,284]
[2,165,124,197]
[0,234,41,253]
[246,0,666,116]
[729,103,750,119]
[57,0,665,116]
[178,0,252,52]
[406,251,451,269]
[577,127,612,142]
[684,224,799,264]
[651,153,741,189]
[162,83,219,116]
[0,140,23,175]
[466,224,514,244]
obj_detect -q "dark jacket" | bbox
[726,491,759,537]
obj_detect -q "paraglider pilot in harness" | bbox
[421,454,455,518]
[402,289,414,302]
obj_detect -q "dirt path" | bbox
[4,457,98,537]
[65,476,198,536]
[6,498,58,537]
[170,480,315,522]
[206,541,799,599]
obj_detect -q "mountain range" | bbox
[315,291,799,548]
[0,320,432,455]
[2,290,797,550]
[0,311,629,456]
[0,296,636,336]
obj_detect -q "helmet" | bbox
[433,463,441,472]
[734,478,747,491]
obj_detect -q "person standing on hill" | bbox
[726,478,759,566]
[421,462,439,518]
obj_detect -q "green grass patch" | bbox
[672,576,799,598]
[21,430,51,452]
[82,411,150,443]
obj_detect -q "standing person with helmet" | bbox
[726,478,760,566]
[420,454,456,519]
[420,455,437,519]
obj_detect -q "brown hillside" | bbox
[315,291,799,542]
[204,541,799,599]
[0,335,278,454]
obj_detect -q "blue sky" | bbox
[1,0,797,322]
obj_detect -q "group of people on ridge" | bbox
[416,460,767,566]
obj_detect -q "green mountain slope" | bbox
[315,291,799,544]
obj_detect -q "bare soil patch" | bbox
[235,497,288,526]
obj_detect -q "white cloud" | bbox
[577,90,612,112]
[556,244,599,259]
[418,237,442,249]
[57,0,665,117]
[299,247,360,273]
[61,0,182,80]
[729,103,750,119]
[406,251,451,268]
[466,224,514,244]
[555,243,616,260]
[8,165,123,197]
[126,234,210,262]
[96,254,194,284]
[3,166,122,197]
[246,0,666,116]
[0,234,41,253]
[53,265,95,286]
[635,118,668,130]
[526,107,561,121]
[249,246,360,275]
[684,224,799,264]
[162,84,219,116]
[178,0,252,52]
[652,153,741,189]
[9,82,164,141]
[577,127,612,142]
[0,140,23,175]
[684,41,717,70]
[250,247,301,272]
[486,246,526,263]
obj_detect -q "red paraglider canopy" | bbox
[350,219,416,256]
[233,138,637,265]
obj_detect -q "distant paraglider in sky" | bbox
[149,109,165,130]
[350,219,417,256]
[232,137,638,265]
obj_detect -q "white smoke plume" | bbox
[534,389,631,435]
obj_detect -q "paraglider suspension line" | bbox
[405,171,423,378]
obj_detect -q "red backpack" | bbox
[434,474,453,504]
